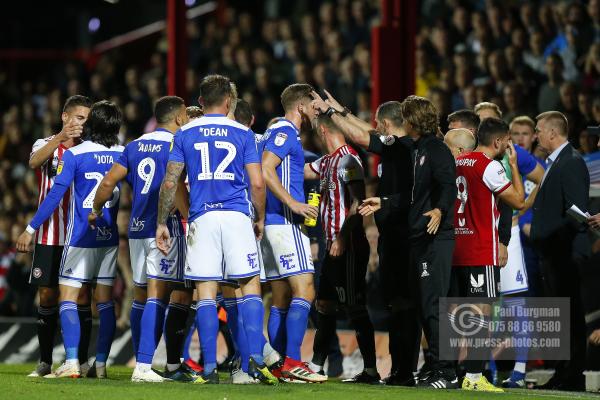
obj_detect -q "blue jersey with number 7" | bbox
[115,128,184,239]
[28,141,124,248]
[169,114,259,223]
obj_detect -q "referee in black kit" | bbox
[310,91,419,386]
[360,96,458,389]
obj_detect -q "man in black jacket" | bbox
[310,92,419,386]
[530,111,590,391]
[361,95,458,389]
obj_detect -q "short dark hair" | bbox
[376,101,402,127]
[63,95,92,113]
[154,96,185,124]
[281,83,314,112]
[199,74,232,108]
[400,95,438,136]
[82,100,122,148]
[447,109,480,131]
[316,114,340,132]
[234,99,253,127]
[186,106,203,119]
[477,117,509,146]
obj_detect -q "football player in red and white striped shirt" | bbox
[449,118,525,392]
[304,114,379,384]
[26,95,93,378]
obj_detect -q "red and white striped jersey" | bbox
[31,136,71,246]
[309,145,364,242]
[453,152,511,266]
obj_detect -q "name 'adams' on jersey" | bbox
[169,114,259,222]
[116,128,184,239]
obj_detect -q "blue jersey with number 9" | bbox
[115,128,184,239]
[169,114,259,223]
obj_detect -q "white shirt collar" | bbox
[547,141,569,164]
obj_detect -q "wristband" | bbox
[325,107,337,117]
[26,225,36,235]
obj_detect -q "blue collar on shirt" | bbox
[204,113,225,117]
[155,128,172,133]
[280,118,300,136]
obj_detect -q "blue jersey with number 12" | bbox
[115,128,184,239]
[29,141,124,248]
[169,114,259,222]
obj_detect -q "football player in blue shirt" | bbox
[156,74,277,385]
[89,96,193,382]
[17,101,124,379]
[258,84,324,382]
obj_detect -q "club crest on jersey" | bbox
[420,262,430,278]
[419,155,426,166]
[383,135,395,145]
[57,160,64,175]
[32,267,42,279]
[279,253,296,270]
[247,252,258,269]
[274,132,287,146]
[470,274,485,293]
[96,226,112,241]
[343,168,358,181]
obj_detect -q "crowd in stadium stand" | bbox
[0,0,600,326]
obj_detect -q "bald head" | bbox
[444,128,476,158]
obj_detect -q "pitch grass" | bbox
[0,364,598,400]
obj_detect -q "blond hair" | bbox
[509,115,535,132]
[536,111,569,137]
[474,102,502,119]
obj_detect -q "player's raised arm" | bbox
[262,151,318,219]
[89,163,128,229]
[497,143,525,210]
[311,90,372,149]
[17,151,77,252]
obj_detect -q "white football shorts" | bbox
[499,225,529,295]
[59,245,118,288]
[260,224,314,281]
[129,236,186,286]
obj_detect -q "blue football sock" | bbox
[509,298,530,366]
[242,295,265,365]
[236,298,250,372]
[59,301,80,361]
[130,300,145,358]
[96,301,116,363]
[196,299,218,374]
[268,306,288,355]
[223,298,239,358]
[286,298,311,360]
[137,298,166,364]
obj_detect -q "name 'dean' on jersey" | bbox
[29,141,124,248]
[116,128,184,239]
[169,114,259,221]
[257,119,306,225]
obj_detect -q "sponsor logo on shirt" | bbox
[130,218,145,232]
[96,226,113,241]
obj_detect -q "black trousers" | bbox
[410,235,454,374]
[537,239,586,384]
[378,230,420,377]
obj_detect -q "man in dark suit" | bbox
[531,111,590,391]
